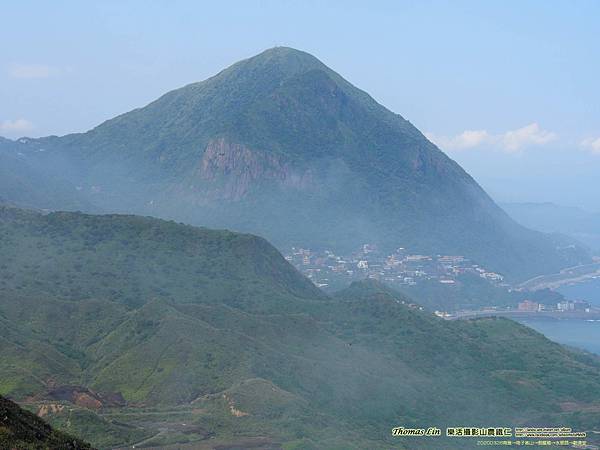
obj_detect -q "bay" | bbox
[517,318,600,356]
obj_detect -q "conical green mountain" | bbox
[0,47,588,279]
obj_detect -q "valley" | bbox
[1,206,600,449]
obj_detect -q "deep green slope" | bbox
[0,48,588,280]
[1,208,600,449]
[0,206,324,312]
[0,395,93,449]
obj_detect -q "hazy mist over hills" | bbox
[501,202,600,252]
[1,205,599,449]
[0,48,589,281]
[2,3,600,447]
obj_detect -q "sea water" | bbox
[515,278,600,355]
[517,318,600,356]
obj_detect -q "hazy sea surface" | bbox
[515,278,600,355]
[557,277,600,306]
[517,318,600,355]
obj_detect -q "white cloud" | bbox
[501,123,557,152]
[8,63,59,79]
[0,119,34,134]
[581,137,600,155]
[425,130,490,150]
[426,123,557,153]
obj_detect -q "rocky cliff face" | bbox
[195,137,314,201]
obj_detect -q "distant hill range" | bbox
[1,205,600,449]
[0,48,589,280]
[502,202,600,252]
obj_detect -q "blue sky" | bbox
[1,1,599,210]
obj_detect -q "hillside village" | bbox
[285,244,506,290]
[286,244,596,317]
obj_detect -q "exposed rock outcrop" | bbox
[195,137,314,201]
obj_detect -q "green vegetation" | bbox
[41,407,149,449]
[1,207,600,449]
[0,206,324,313]
[398,273,566,311]
[0,395,93,449]
[0,47,588,281]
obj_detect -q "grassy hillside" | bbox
[0,206,324,312]
[0,395,93,449]
[1,207,599,449]
[395,272,548,311]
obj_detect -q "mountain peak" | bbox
[253,46,317,60]
[216,46,330,86]
[5,49,590,281]
[243,46,325,69]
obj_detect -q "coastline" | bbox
[447,309,600,321]
[517,262,600,291]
